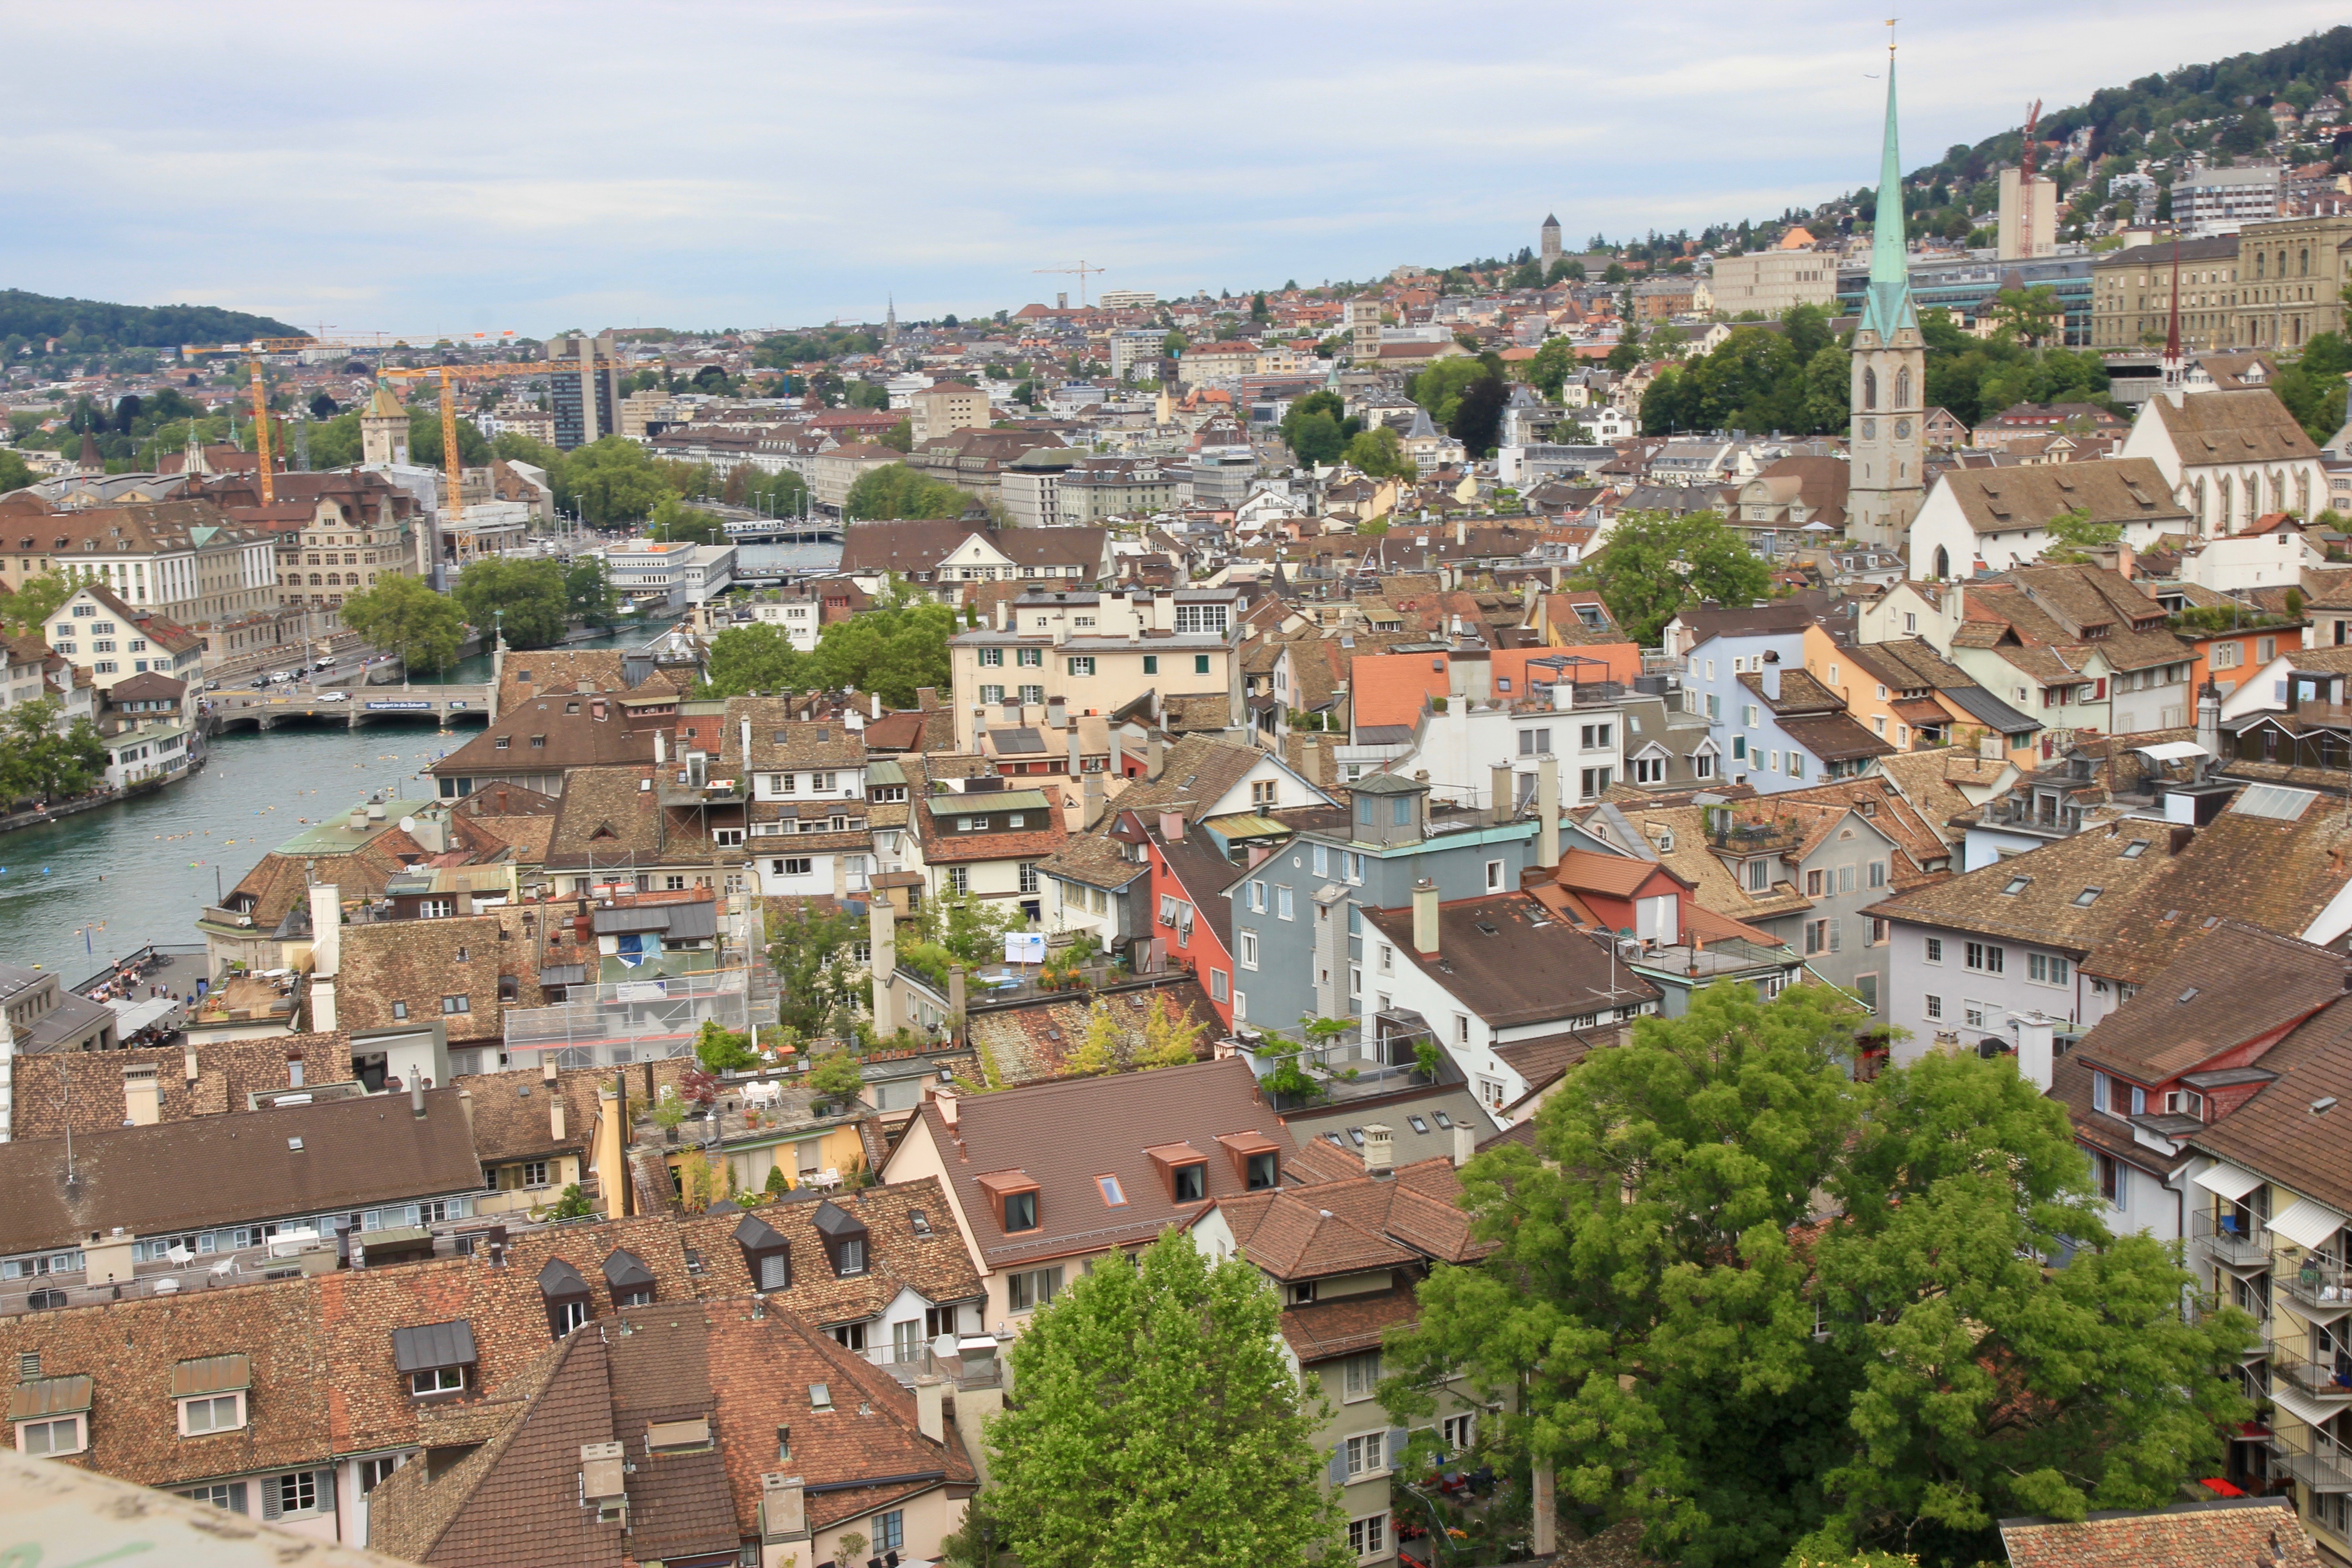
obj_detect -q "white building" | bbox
[2174,164,2281,237]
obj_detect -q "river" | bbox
[0,624,670,983]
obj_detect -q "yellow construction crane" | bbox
[246,359,276,504]
[179,331,519,361]
[1033,260,1109,308]
[374,361,572,526]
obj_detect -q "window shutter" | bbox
[261,1476,282,1521]
[1387,1427,1409,1470]
[1829,919,1842,953]
[317,1468,336,1513]
[1328,1443,1348,1486]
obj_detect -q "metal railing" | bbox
[2269,1421,2352,1492]
[2286,1263,2352,1320]
[867,1342,1003,1390]
[2193,1207,2274,1272]
[2269,1345,2352,1402]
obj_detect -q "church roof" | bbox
[363,384,405,420]
[1858,57,1919,340]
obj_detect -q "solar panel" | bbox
[2234,784,2317,821]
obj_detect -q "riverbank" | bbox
[0,762,199,840]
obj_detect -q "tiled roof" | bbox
[1864,819,2180,953]
[1278,1282,1422,1362]
[5,1031,351,1141]
[1361,894,1658,1029]
[2078,808,2352,985]
[338,913,532,1045]
[495,650,627,711]
[1999,1497,2323,1568]
[2189,995,2352,1215]
[2073,920,2352,1083]
[1933,457,2185,534]
[2149,388,2325,466]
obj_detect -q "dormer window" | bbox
[603,1249,656,1308]
[539,1258,593,1337]
[173,1356,251,1433]
[734,1213,791,1291]
[980,1170,1042,1232]
[1217,1131,1283,1191]
[11,1377,91,1456]
[392,1323,476,1400]
[812,1200,870,1276]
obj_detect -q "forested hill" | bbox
[0,289,299,351]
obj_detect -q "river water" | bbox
[0,625,669,984]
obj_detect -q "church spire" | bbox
[2161,233,2185,400]
[1860,42,1917,338]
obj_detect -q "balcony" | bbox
[2285,1263,2352,1323]
[2268,1422,2352,1493]
[2269,1347,2352,1402]
[2193,1207,2273,1273]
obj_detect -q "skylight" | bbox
[2178,987,2200,1004]
[2003,877,2032,896]
[2235,783,2318,821]
[2122,840,2149,858]
[2074,887,2102,906]
[1097,1176,1127,1208]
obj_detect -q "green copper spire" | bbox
[1860,54,1918,338]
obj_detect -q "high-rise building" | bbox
[1848,54,1926,553]
[2175,165,2281,237]
[545,332,621,451]
[1347,296,1382,360]
[1997,167,2056,260]
[1540,214,1562,269]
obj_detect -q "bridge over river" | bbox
[205,685,494,732]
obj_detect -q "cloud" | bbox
[2,1,2342,329]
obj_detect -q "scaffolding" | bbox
[502,968,750,1069]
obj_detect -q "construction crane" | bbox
[178,331,519,361]
[374,361,577,527]
[1034,261,1109,308]
[2018,99,2043,259]
[246,359,276,505]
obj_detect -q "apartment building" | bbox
[1707,250,1837,318]
[2,500,276,631]
[39,583,205,695]
[946,587,1244,753]
[2176,164,2282,237]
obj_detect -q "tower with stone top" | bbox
[359,382,409,467]
[1847,50,1926,554]
[1540,214,1562,270]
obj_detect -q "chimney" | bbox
[308,881,341,985]
[1491,762,1514,827]
[410,1082,426,1120]
[1761,652,1781,701]
[2170,824,2195,856]
[1160,809,1186,842]
[2196,681,2221,763]
[1083,772,1106,829]
[122,1063,161,1127]
[994,598,1009,631]
[1455,518,1466,546]
[550,1093,567,1144]
[1363,1123,1394,1177]
[654,728,666,765]
[1412,878,1439,955]
[870,895,898,1035]
[1536,754,1561,870]
[936,1088,959,1131]
[948,965,967,1042]
[1146,733,1165,780]
[1109,731,1126,775]
[1451,1121,1477,1167]
[287,1052,304,1088]
[1068,726,1083,779]
[183,1046,199,1088]
[740,717,753,769]
[542,1053,559,1085]
[760,1473,807,1546]
[2012,1011,2057,1095]
[913,1376,946,1442]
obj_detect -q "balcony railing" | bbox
[2193,1207,2273,1272]
[868,1341,1003,1390]
[2286,1263,2352,1321]
[2269,1421,2352,1492]
[2269,1347,2352,1401]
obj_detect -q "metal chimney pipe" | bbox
[1537,755,1561,870]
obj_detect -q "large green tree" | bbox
[1343,426,1416,480]
[1383,984,2257,1568]
[1576,509,1774,644]
[563,437,673,525]
[1,570,75,632]
[564,557,619,629]
[843,462,970,521]
[338,574,465,674]
[0,448,36,493]
[0,698,108,801]
[765,901,867,1039]
[2274,330,2352,446]
[985,1230,1343,1568]
[455,557,569,649]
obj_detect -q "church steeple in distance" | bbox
[1847,26,1928,558]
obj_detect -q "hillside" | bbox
[0,289,299,352]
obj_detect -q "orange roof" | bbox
[1351,651,1453,729]
[1778,227,1817,249]
[1497,345,1539,362]
[1490,643,1643,690]
[1554,848,1684,900]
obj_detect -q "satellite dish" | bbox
[398,817,416,834]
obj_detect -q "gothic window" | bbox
[1933,545,1950,580]
[1862,368,1878,411]
[1894,368,1912,408]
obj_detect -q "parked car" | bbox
[316,691,349,703]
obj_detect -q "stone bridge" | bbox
[204,685,494,731]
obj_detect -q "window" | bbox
[441,995,470,1014]
[1018,684,1044,704]
[1807,869,1823,897]
[358,1456,402,1495]
[2091,1071,2109,1113]
[1925,994,1942,1020]
[1580,722,1612,750]
[1277,885,1294,920]
[1008,1266,1062,1311]
[1247,880,1266,912]
[1964,1000,1987,1029]
[1745,858,1769,892]
[1067,656,1095,676]
[1342,1350,1382,1401]
[409,1367,465,1396]
[1097,1175,1127,1207]
[392,1000,408,1019]
[1142,654,1158,674]
[979,683,1004,705]
[1345,1431,1387,1478]
[1441,1412,1475,1453]
[1579,767,1611,799]
[18,1416,84,1457]
[2028,953,2070,985]
[946,866,970,895]
[874,1511,904,1554]
[1348,1515,1389,1559]
[1019,862,1040,894]
[1519,727,1551,755]
[178,1391,246,1434]
[271,1471,320,1516]
[1173,1162,1207,1202]
[1210,968,1229,1001]
[552,1296,589,1335]
[1924,937,1942,964]
[1239,931,1258,969]
[1247,1150,1279,1190]
[1016,647,1042,667]
[1867,861,1886,889]
[1965,942,2002,974]
[1254,778,1278,809]
[979,647,1004,666]
[1003,1191,1038,1232]
[1485,858,1504,891]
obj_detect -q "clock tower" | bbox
[1848,52,1927,555]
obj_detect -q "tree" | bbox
[881,415,915,453]
[1140,991,1205,1068]
[1383,983,2257,1568]
[1986,285,2065,349]
[1287,410,1345,466]
[1406,357,1490,428]
[2038,507,2122,564]
[1578,509,1771,645]
[808,1051,868,1105]
[564,558,619,630]
[919,887,1025,969]
[339,574,464,674]
[765,902,867,1038]
[703,623,805,696]
[0,698,107,801]
[985,1230,1343,1568]
[2273,331,2352,444]
[454,557,569,649]
[1068,999,1122,1076]
[843,462,969,521]
[695,1020,760,1073]
[1342,426,1416,480]
[1450,369,1509,458]
[563,437,672,525]
[0,570,74,632]
[1605,333,1646,373]
[800,593,956,708]
[1528,338,1577,400]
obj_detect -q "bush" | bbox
[809,1051,867,1103]
[548,1182,591,1220]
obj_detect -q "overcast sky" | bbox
[5,3,2341,337]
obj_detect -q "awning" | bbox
[2133,740,2212,762]
[2192,1162,2267,1201]
[2270,1382,2347,1432]
[2270,1197,2352,1251]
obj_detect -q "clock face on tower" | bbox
[1860,419,1877,439]
[1895,418,1912,439]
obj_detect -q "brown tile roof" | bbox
[0,1088,486,1256]
[1278,1282,1422,1362]
[1863,819,2182,954]
[2073,920,2352,1082]
[5,1031,350,1141]
[431,703,654,781]
[886,1056,1282,1269]
[1934,457,2186,535]
[338,914,528,1045]
[2149,388,2326,466]
[2190,996,2352,1214]
[1999,1497,2323,1568]
[495,650,628,711]
[2080,809,2352,984]
[1360,894,1658,1029]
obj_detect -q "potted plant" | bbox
[651,1088,688,1142]
[1415,1039,1443,1081]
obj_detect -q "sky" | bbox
[4,2,2343,337]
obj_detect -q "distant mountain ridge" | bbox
[0,289,299,350]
